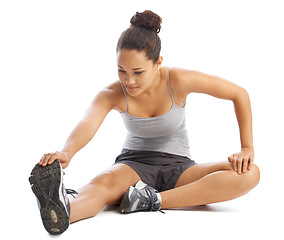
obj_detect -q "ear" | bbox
[155,56,163,71]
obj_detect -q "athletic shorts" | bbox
[114,149,197,192]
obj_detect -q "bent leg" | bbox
[175,161,233,188]
[161,162,260,209]
[69,164,140,223]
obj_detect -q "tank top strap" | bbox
[120,81,128,112]
[167,67,175,104]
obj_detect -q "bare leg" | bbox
[69,164,140,223]
[160,162,260,209]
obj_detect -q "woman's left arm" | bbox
[173,69,254,175]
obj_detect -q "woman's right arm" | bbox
[39,87,117,168]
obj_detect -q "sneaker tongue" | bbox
[135,181,147,190]
[156,192,162,204]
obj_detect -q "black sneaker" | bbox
[120,181,162,214]
[29,160,77,235]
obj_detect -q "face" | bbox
[117,49,162,96]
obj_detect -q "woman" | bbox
[29,10,260,235]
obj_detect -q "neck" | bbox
[143,70,161,96]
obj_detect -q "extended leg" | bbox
[160,162,260,209]
[69,164,140,223]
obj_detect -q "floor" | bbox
[5,162,283,239]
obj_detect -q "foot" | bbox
[120,181,162,214]
[29,160,76,235]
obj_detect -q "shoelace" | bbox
[147,188,165,214]
[63,171,78,198]
[138,188,165,214]
[66,189,78,198]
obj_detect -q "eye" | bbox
[135,71,144,75]
[118,69,126,73]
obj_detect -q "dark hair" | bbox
[116,10,162,63]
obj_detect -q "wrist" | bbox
[241,147,254,152]
[60,150,72,162]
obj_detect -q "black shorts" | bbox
[114,149,197,192]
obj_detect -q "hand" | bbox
[228,148,254,175]
[39,151,70,169]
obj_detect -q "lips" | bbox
[126,86,138,91]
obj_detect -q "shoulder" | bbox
[168,67,204,96]
[92,81,125,112]
[169,67,207,85]
[168,67,244,100]
[169,67,201,79]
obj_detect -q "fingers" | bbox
[39,151,69,168]
[242,157,248,173]
[39,151,60,167]
[236,156,243,175]
[231,156,243,175]
[248,156,254,170]
[228,153,254,175]
[229,154,238,173]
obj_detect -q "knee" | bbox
[90,171,117,193]
[89,171,128,205]
[247,163,260,188]
[238,163,260,191]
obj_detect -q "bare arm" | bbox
[172,69,254,174]
[39,88,117,168]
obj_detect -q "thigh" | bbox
[77,163,141,205]
[175,161,233,188]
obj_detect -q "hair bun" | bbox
[130,10,162,33]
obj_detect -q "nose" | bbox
[125,76,136,85]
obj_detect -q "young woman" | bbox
[29,10,260,235]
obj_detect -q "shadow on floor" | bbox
[101,203,235,213]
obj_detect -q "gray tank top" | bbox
[120,69,191,158]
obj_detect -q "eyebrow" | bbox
[118,65,143,70]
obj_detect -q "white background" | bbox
[1,0,283,239]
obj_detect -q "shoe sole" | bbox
[29,160,69,235]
